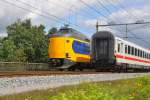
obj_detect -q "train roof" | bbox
[92,31,115,39]
[49,27,90,42]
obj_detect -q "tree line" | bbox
[0,19,57,63]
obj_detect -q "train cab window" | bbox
[128,46,131,54]
[135,48,137,56]
[125,45,127,54]
[131,47,134,55]
[118,43,120,53]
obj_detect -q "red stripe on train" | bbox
[115,54,150,64]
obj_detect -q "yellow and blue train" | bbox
[48,26,90,70]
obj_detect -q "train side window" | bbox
[149,54,150,59]
[140,50,142,58]
[128,46,130,54]
[146,53,148,59]
[125,45,127,54]
[131,47,134,55]
[135,48,137,56]
[138,49,140,57]
[118,43,120,53]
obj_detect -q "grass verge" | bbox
[0,76,150,100]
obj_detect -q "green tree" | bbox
[2,39,16,61]
[0,38,3,61]
[3,19,48,62]
[14,48,26,62]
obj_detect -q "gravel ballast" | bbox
[0,73,150,96]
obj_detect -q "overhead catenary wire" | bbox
[96,0,150,47]
[78,0,125,35]
[95,0,127,35]
[14,0,80,27]
[106,0,140,21]
[0,0,95,33]
[117,1,140,21]
[78,0,110,21]
[96,0,112,15]
[0,0,64,24]
[128,31,150,47]
[15,0,96,32]
[0,0,150,43]
[46,0,98,19]
[97,21,150,27]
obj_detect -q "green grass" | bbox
[1,76,150,100]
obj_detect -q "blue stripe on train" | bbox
[72,40,90,55]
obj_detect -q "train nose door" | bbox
[95,39,109,60]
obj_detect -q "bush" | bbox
[50,77,150,100]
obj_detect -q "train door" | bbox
[117,40,125,62]
[65,38,72,59]
[117,40,124,53]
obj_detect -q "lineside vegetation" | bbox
[0,76,150,100]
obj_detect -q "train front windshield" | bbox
[57,28,70,34]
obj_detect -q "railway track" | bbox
[0,68,148,78]
[0,71,108,78]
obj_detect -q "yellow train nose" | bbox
[48,37,65,58]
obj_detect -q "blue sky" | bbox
[0,0,150,48]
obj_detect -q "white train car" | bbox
[92,31,150,70]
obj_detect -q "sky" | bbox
[0,0,150,48]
